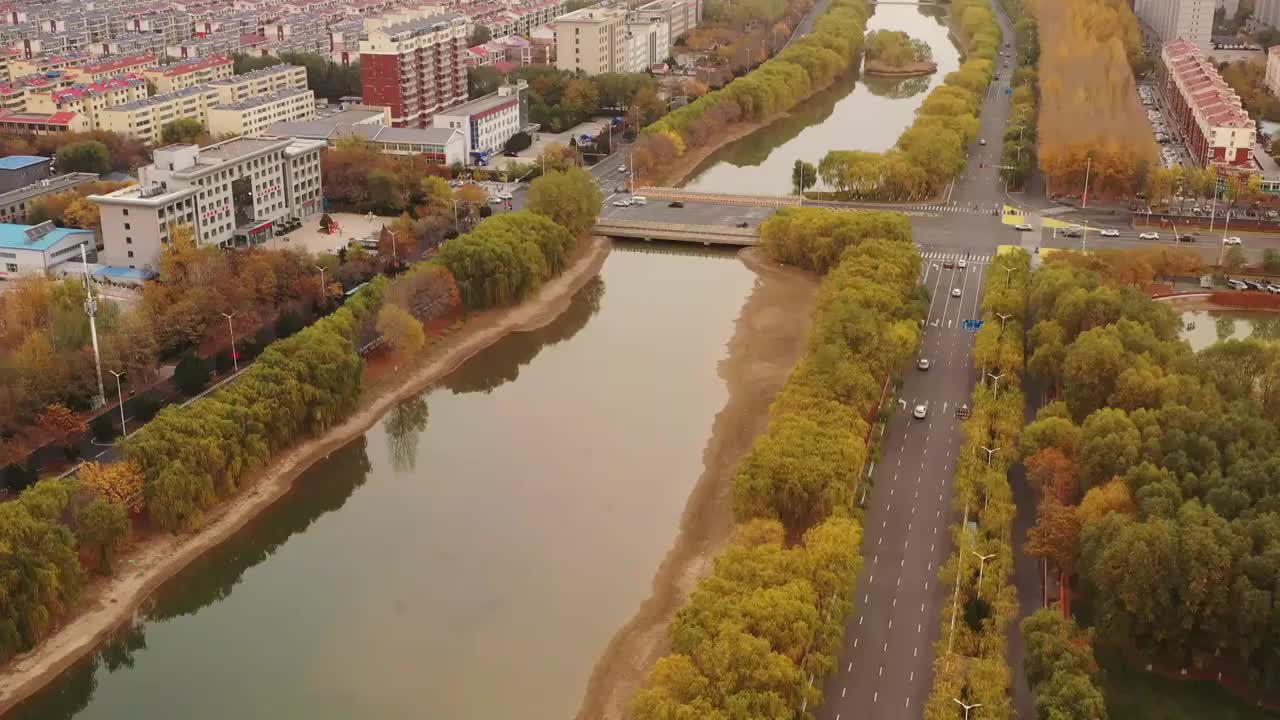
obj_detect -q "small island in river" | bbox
[862,29,938,77]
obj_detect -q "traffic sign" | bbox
[962,319,984,331]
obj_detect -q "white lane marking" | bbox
[914,647,918,657]
[842,687,847,698]
[848,661,853,671]
[874,691,879,703]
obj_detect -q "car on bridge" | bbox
[1139,231,1160,240]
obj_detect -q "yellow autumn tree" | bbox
[79,461,146,513]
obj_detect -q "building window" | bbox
[6,263,17,272]
[127,250,134,258]
[123,208,129,216]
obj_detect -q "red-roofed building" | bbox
[1157,38,1256,168]
[25,74,148,129]
[0,71,77,112]
[142,56,234,93]
[66,53,159,83]
[0,110,90,134]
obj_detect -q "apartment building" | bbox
[96,85,221,143]
[432,80,528,162]
[1157,38,1255,167]
[9,51,91,76]
[65,52,157,82]
[359,12,468,128]
[25,74,148,128]
[635,0,702,41]
[208,63,308,104]
[142,55,235,93]
[0,71,76,111]
[625,14,669,73]
[0,109,90,133]
[0,172,100,223]
[554,8,627,75]
[1135,0,1212,52]
[92,137,326,269]
[1257,0,1280,29]
[208,87,316,136]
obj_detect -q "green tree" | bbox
[791,159,817,194]
[526,167,602,237]
[376,303,425,359]
[55,140,110,175]
[173,352,211,396]
[468,65,502,99]
[161,118,207,145]
[1224,245,1246,272]
[469,24,492,47]
[75,498,129,574]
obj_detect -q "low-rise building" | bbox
[208,87,316,136]
[24,74,148,128]
[95,84,221,143]
[208,63,309,105]
[0,109,90,133]
[432,81,530,163]
[0,155,53,194]
[142,55,235,94]
[1157,38,1256,167]
[268,108,467,163]
[0,172,100,224]
[91,137,325,270]
[0,220,95,280]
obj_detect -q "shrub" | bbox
[173,353,211,396]
[90,414,116,442]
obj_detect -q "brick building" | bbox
[1156,38,1256,167]
[359,12,468,128]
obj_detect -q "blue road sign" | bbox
[962,319,984,331]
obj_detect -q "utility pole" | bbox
[954,698,983,720]
[79,243,106,409]
[996,311,1013,335]
[987,371,1006,399]
[221,312,238,372]
[109,370,127,438]
[973,550,996,598]
[1081,154,1092,209]
[315,264,327,306]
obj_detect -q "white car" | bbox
[979,138,987,145]
[1224,236,1243,245]
[1100,228,1120,237]
[913,404,928,420]
[951,287,962,297]
[488,196,502,204]
[1267,284,1280,294]
[1014,223,1034,232]
[1139,231,1160,240]
[618,165,628,173]
[918,358,930,371]
[958,259,967,269]
[612,199,632,207]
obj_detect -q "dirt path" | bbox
[0,237,613,716]
[572,248,819,720]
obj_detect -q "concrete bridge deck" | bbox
[593,218,759,246]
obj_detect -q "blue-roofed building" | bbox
[0,221,95,280]
[0,154,53,194]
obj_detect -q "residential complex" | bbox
[208,63,308,104]
[268,107,467,163]
[0,109,89,133]
[0,172,101,224]
[432,81,531,163]
[358,12,468,127]
[24,74,148,127]
[97,85,221,143]
[1135,0,1213,52]
[208,87,316,136]
[1156,38,1255,167]
[91,136,325,270]
[142,55,235,94]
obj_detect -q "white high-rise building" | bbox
[1136,0,1213,53]
[1256,0,1280,28]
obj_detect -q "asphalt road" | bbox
[818,256,989,719]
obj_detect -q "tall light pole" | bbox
[1000,263,1015,288]
[315,264,328,306]
[220,311,238,373]
[979,445,1000,466]
[79,243,106,409]
[109,370,127,438]
[987,371,1006,399]
[972,550,996,598]
[996,311,1013,334]
[954,699,983,720]
[1081,154,1093,209]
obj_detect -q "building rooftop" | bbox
[216,87,312,110]
[197,136,291,162]
[0,172,100,204]
[151,55,233,76]
[0,110,81,125]
[77,52,155,74]
[0,155,49,170]
[437,85,523,117]
[112,84,217,111]
[267,116,458,145]
[47,74,145,103]
[0,221,93,251]
[370,12,462,38]
[265,108,383,136]
[208,63,301,85]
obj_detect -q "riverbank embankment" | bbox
[572,247,820,720]
[0,237,613,717]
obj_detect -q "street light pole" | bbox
[973,551,996,598]
[1000,263,1015,288]
[979,445,1000,466]
[220,311,238,372]
[987,371,1006,399]
[314,264,327,306]
[954,699,982,720]
[109,370,127,438]
[996,311,1013,335]
[79,242,106,408]
[1082,155,1093,209]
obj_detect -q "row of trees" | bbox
[817,0,1000,200]
[1021,609,1108,718]
[0,169,597,660]
[0,131,150,174]
[1219,59,1280,123]
[630,0,872,180]
[1000,0,1040,190]
[921,250,1031,720]
[468,66,671,134]
[757,205,913,273]
[1035,0,1158,196]
[1022,252,1280,695]
[631,212,925,718]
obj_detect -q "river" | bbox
[8,247,756,720]
[681,3,962,195]
[1178,309,1280,351]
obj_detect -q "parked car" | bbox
[668,200,684,208]
[1227,279,1249,290]
[1267,284,1280,293]
[1224,236,1242,245]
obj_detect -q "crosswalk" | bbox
[909,204,994,215]
[919,249,996,264]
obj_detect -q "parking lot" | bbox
[1138,82,1194,168]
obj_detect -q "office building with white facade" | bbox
[554,8,627,75]
[431,81,530,164]
[91,137,325,270]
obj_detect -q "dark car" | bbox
[615,185,629,193]
[503,150,519,157]
[669,200,684,208]
[1176,234,1196,242]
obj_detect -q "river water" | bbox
[1178,309,1280,351]
[681,3,962,195]
[9,247,756,720]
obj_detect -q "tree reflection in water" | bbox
[863,74,931,100]
[385,396,429,473]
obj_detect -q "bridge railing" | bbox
[594,218,759,237]
[632,186,802,208]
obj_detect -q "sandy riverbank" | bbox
[0,236,613,716]
[572,247,819,720]
[862,58,938,77]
